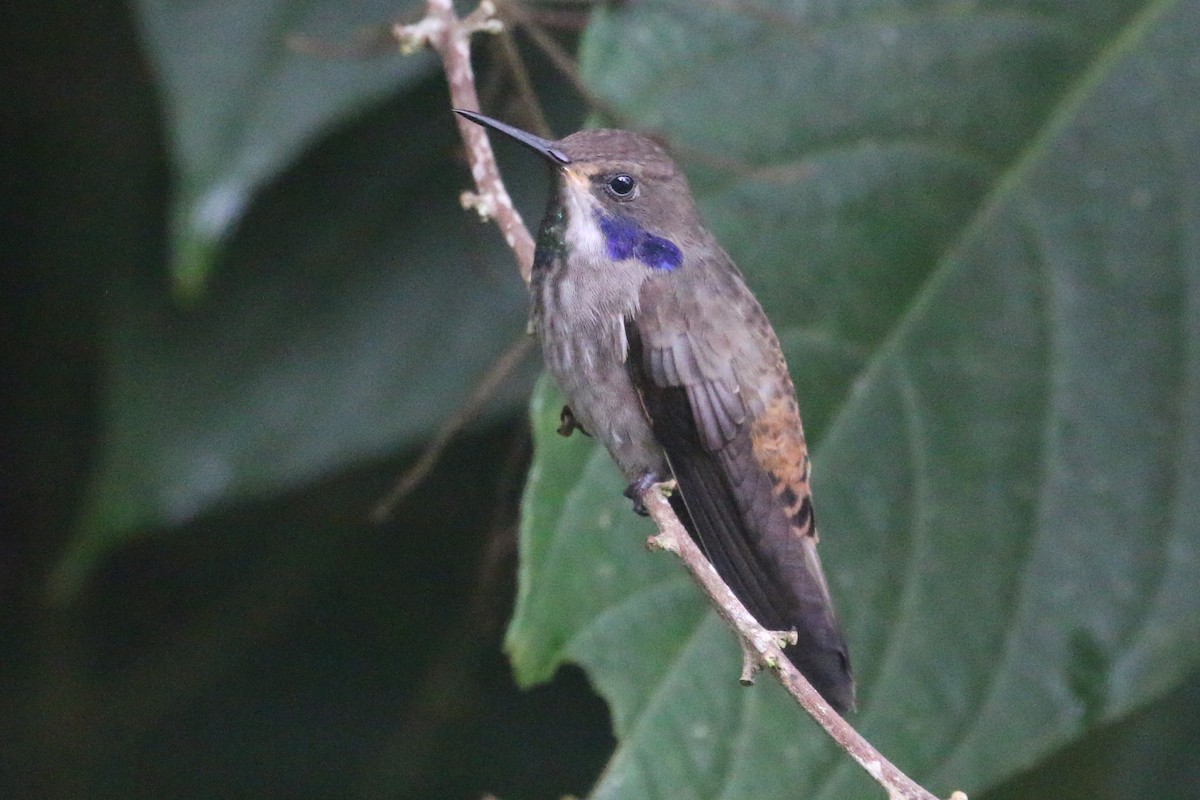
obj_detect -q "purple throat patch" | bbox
[596,211,682,271]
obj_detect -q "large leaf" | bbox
[57,71,555,597]
[133,0,430,293]
[510,0,1200,798]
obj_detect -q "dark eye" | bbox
[606,173,636,198]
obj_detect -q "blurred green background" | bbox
[4,1,1198,799]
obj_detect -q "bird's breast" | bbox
[532,257,668,481]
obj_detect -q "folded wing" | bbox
[629,270,855,711]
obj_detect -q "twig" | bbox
[398,3,966,800]
[500,1,630,128]
[492,23,553,138]
[372,0,539,521]
[395,0,536,282]
[371,334,534,521]
[641,486,964,800]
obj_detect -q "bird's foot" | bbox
[557,405,590,438]
[623,472,663,516]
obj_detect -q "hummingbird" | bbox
[457,109,855,712]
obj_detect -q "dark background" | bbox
[4,2,1198,799]
[4,3,610,797]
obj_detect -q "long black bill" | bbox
[454,109,571,166]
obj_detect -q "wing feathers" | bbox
[628,274,855,711]
[643,332,745,452]
[647,382,790,626]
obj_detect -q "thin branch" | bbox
[396,3,966,800]
[371,335,534,521]
[500,1,631,127]
[492,23,553,138]
[287,26,401,59]
[395,0,537,282]
[372,0,538,521]
[641,486,965,800]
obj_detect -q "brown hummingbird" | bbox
[457,109,855,712]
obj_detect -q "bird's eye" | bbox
[605,173,636,198]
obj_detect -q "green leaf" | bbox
[133,0,431,293]
[511,0,1200,798]
[56,80,540,600]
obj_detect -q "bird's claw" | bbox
[623,472,662,516]
[557,405,590,438]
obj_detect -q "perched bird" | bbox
[457,110,855,712]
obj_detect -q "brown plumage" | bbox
[456,110,855,711]
[630,258,853,711]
